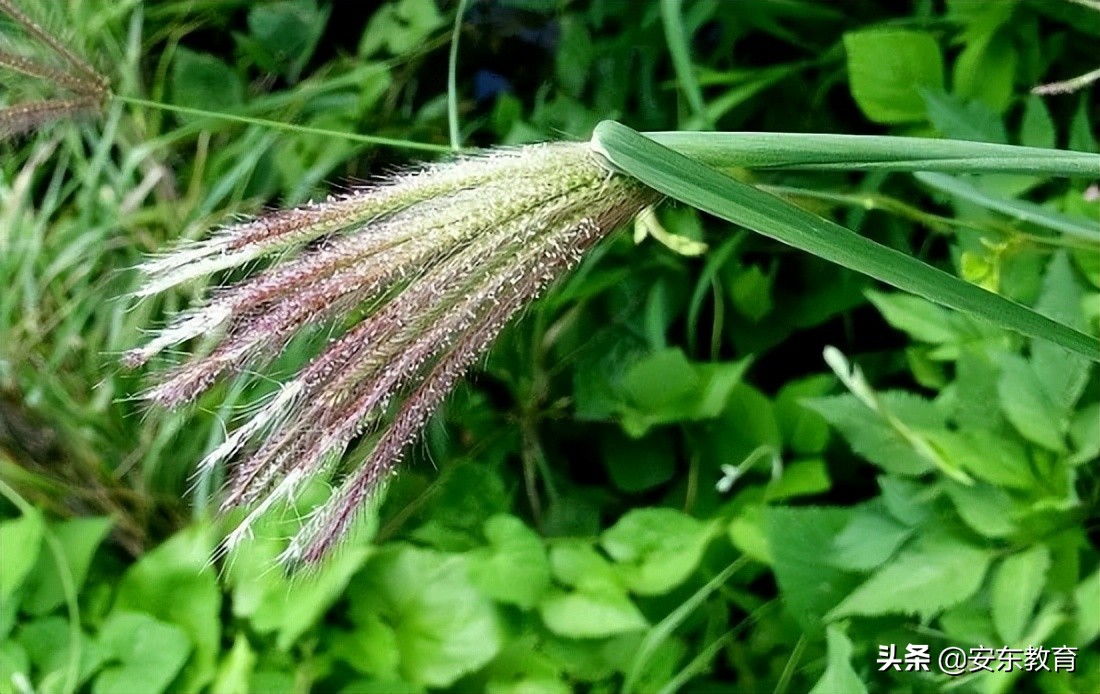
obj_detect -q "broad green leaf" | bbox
[210,635,256,694]
[843,29,944,123]
[763,506,860,634]
[538,588,648,639]
[955,349,1008,434]
[809,626,868,694]
[600,508,716,595]
[1074,569,1100,646]
[542,494,602,539]
[764,458,830,500]
[644,131,1100,176]
[0,512,43,607]
[1069,96,1098,153]
[729,264,774,321]
[1073,245,1100,289]
[997,354,1067,452]
[113,525,220,693]
[878,475,933,526]
[828,532,994,621]
[991,546,1051,644]
[548,542,622,593]
[930,430,1034,489]
[940,601,997,646]
[484,636,571,694]
[698,383,782,476]
[336,679,422,694]
[943,481,1020,539]
[727,503,771,564]
[410,464,509,551]
[953,29,1016,113]
[571,328,645,421]
[23,516,113,615]
[467,515,550,608]
[241,0,329,81]
[945,0,1015,37]
[1021,95,1056,150]
[93,612,191,694]
[617,348,750,435]
[774,375,832,455]
[868,290,963,344]
[330,612,400,679]
[619,347,697,412]
[829,505,912,572]
[0,640,28,694]
[17,616,105,689]
[248,671,297,694]
[360,0,445,57]
[922,90,1007,143]
[170,48,244,114]
[1071,402,1100,466]
[805,392,941,477]
[349,545,502,687]
[1033,252,1093,412]
[541,635,616,683]
[0,589,17,644]
[254,547,368,651]
[592,122,1100,362]
[600,429,676,493]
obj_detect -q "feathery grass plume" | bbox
[128,141,660,566]
[0,0,110,138]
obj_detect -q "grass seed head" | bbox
[130,141,658,566]
[0,0,110,139]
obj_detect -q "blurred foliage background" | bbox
[1,1,1098,693]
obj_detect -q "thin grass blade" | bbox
[646,131,1100,176]
[592,121,1100,362]
[660,0,709,127]
[621,556,750,694]
[915,172,1100,242]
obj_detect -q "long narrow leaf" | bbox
[621,556,750,694]
[660,0,709,126]
[646,131,1100,176]
[592,121,1100,362]
[915,172,1100,241]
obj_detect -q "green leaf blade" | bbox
[828,533,994,621]
[843,28,944,124]
[642,131,1100,176]
[592,121,1100,362]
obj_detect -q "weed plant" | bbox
[1,1,1098,693]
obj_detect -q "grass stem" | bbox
[112,94,457,153]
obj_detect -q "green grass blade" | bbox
[656,628,735,694]
[660,0,709,127]
[621,556,750,694]
[914,172,1100,241]
[644,131,1100,176]
[592,121,1100,362]
[447,0,471,151]
[114,95,454,154]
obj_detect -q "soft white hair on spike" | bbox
[129,141,659,566]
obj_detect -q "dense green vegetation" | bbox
[1,1,1097,693]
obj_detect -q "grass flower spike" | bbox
[128,141,658,566]
[0,0,110,138]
